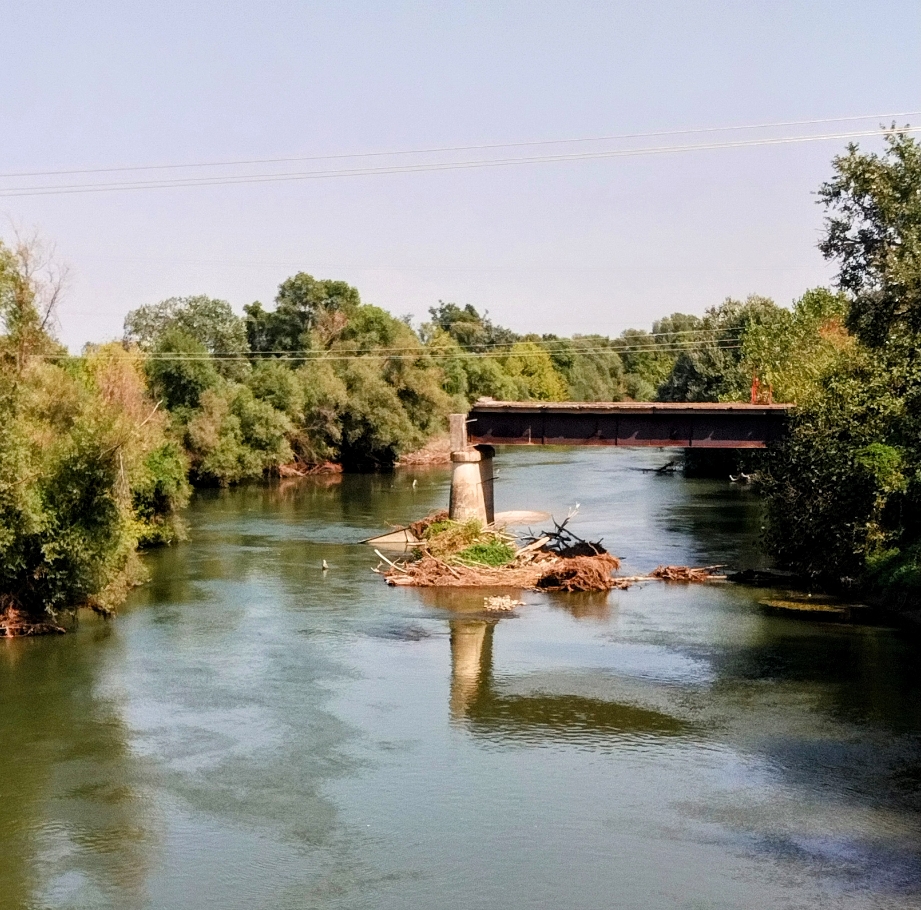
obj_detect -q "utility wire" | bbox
[2,111,916,179]
[116,326,742,358]
[42,340,744,362]
[2,127,917,198]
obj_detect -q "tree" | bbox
[819,130,921,347]
[0,231,67,373]
[546,334,625,401]
[612,314,702,400]
[740,288,852,403]
[424,302,519,351]
[761,134,921,592]
[503,341,568,400]
[245,273,362,354]
[658,296,782,402]
[0,241,188,629]
[124,295,249,379]
[144,328,220,412]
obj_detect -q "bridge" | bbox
[467,400,789,449]
[448,400,791,522]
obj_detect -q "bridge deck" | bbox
[467,400,790,449]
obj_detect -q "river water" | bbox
[2,448,920,910]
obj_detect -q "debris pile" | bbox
[377,510,624,591]
[536,554,623,592]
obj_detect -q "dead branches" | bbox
[521,509,607,558]
[649,565,726,581]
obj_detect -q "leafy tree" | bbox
[124,295,249,379]
[424,302,519,351]
[0,246,188,627]
[293,360,348,463]
[546,334,625,401]
[658,296,782,401]
[334,358,424,468]
[503,341,568,400]
[0,232,66,372]
[245,273,361,354]
[185,384,293,485]
[819,131,921,347]
[612,315,702,399]
[762,337,921,586]
[762,135,921,593]
[741,288,853,403]
[144,327,220,412]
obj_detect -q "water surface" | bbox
[2,448,919,909]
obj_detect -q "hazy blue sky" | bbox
[2,1,919,350]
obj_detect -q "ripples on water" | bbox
[1,448,919,909]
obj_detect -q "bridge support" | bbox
[448,414,495,524]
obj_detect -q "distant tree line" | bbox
[2,130,919,629]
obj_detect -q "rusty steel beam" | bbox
[466,401,790,449]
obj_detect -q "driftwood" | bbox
[382,552,626,591]
[520,511,607,558]
[650,565,726,581]
[1,603,66,637]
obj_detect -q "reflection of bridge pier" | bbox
[449,619,493,720]
[445,613,688,739]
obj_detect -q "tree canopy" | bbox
[819,130,921,347]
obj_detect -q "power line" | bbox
[118,326,741,358]
[45,340,744,363]
[2,126,917,199]
[1,111,915,180]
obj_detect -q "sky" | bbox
[1,1,919,351]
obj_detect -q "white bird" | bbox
[322,559,329,570]
[412,478,418,489]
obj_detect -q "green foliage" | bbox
[740,288,852,403]
[131,442,190,546]
[145,327,220,411]
[611,314,703,400]
[245,273,361,354]
[425,302,519,351]
[658,296,783,402]
[124,295,248,360]
[456,539,517,567]
[0,300,187,622]
[186,384,293,485]
[819,131,921,346]
[503,340,568,400]
[546,335,625,401]
[247,359,304,416]
[760,136,921,592]
[762,331,921,585]
[420,517,514,566]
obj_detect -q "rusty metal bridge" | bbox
[465,400,790,449]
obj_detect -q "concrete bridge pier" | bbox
[448,414,495,524]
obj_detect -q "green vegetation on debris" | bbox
[416,518,516,566]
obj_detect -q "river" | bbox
[2,448,920,909]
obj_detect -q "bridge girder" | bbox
[466,401,790,449]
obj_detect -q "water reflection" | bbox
[0,626,156,910]
[447,617,689,742]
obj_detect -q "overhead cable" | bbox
[2,127,917,198]
[1,111,916,180]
